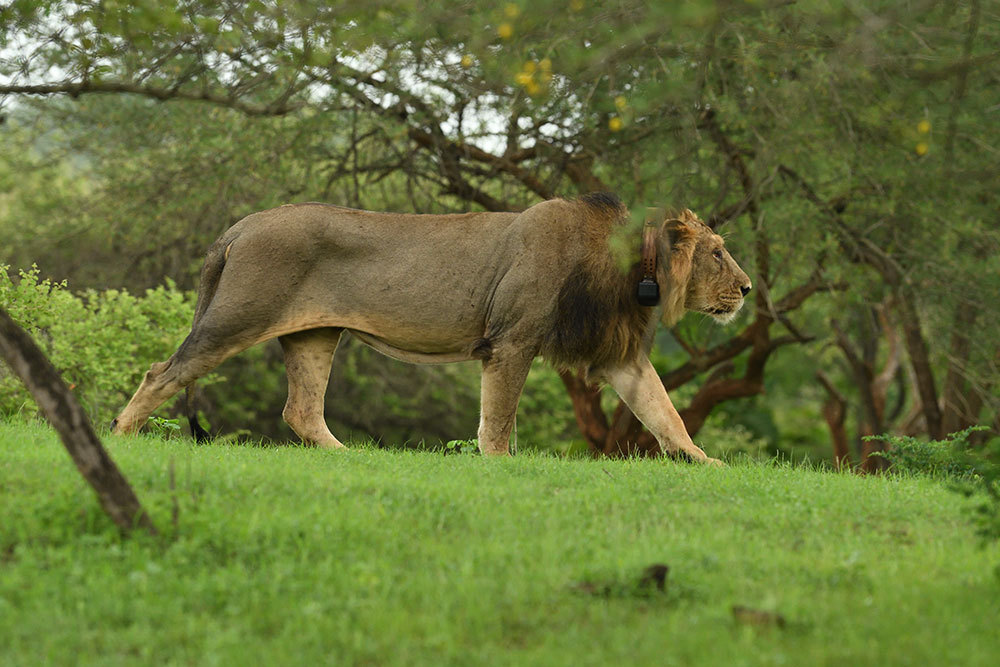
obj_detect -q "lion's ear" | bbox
[664,218,696,251]
[662,218,697,300]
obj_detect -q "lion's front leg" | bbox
[477,347,534,456]
[602,357,722,466]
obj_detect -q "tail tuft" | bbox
[185,385,211,443]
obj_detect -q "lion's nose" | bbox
[740,284,751,297]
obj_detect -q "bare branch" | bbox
[0,308,157,535]
[0,81,305,116]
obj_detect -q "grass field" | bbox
[1,420,998,665]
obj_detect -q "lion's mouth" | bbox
[702,298,744,323]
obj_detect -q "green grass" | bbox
[1,420,998,666]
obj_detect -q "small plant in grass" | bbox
[444,438,478,455]
[148,416,183,438]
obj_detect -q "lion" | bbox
[111,193,751,463]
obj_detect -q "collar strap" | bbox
[641,225,657,281]
[636,224,660,306]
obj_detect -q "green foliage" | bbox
[2,421,999,663]
[953,437,1000,549]
[970,451,1000,548]
[867,427,988,479]
[443,438,478,455]
[147,415,183,438]
[0,265,195,425]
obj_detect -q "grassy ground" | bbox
[1,420,998,666]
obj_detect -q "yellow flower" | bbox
[523,60,536,74]
[915,142,928,156]
[504,3,521,18]
[609,116,624,132]
[525,81,541,96]
[917,119,931,134]
[614,95,628,111]
[515,71,533,86]
[539,58,552,72]
[570,0,584,11]
[497,22,513,39]
[460,54,473,68]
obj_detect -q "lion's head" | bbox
[658,209,752,326]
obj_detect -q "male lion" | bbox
[112,193,751,463]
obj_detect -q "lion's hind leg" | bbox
[112,330,247,436]
[279,328,346,449]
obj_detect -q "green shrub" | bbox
[952,437,1000,550]
[867,427,987,479]
[0,265,195,426]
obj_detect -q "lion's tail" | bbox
[185,232,238,443]
[186,385,211,443]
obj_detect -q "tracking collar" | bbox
[636,223,660,307]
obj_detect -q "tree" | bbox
[3,1,997,462]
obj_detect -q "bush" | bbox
[0,265,195,426]
[867,427,987,479]
[951,437,1000,551]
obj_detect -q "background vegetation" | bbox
[1,0,998,465]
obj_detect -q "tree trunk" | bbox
[894,291,943,439]
[940,300,979,435]
[859,426,888,474]
[832,318,884,438]
[0,308,157,535]
[817,371,852,470]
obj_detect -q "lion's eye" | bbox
[712,249,723,262]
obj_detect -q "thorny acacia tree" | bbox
[2,1,998,463]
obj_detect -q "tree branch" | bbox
[777,162,943,440]
[0,81,304,116]
[0,308,157,535]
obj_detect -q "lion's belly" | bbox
[348,330,477,364]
